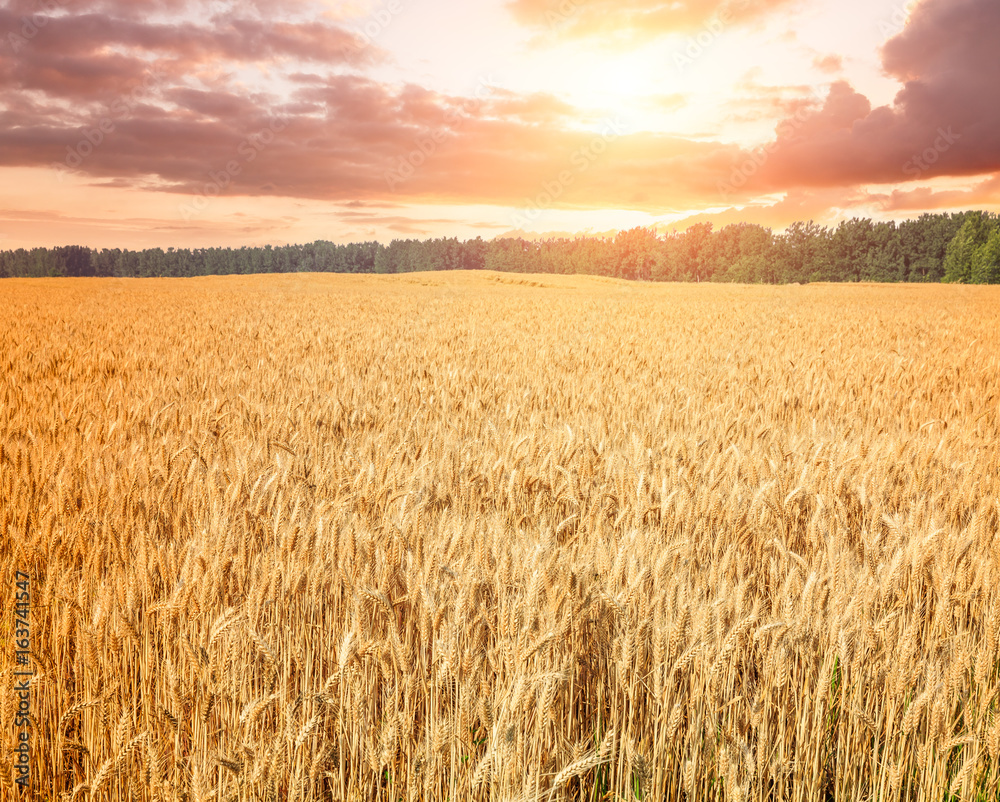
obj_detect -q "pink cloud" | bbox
[1,0,998,223]
[748,0,1000,190]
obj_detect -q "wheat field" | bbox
[1,272,999,802]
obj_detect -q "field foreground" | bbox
[1,273,999,801]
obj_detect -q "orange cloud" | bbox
[3,0,998,235]
[812,54,842,74]
[868,175,1000,213]
[662,187,869,232]
[506,0,798,40]
[0,29,755,214]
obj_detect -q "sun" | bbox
[533,46,685,134]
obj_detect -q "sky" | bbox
[0,0,998,249]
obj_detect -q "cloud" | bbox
[653,94,688,113]
[747,0,1000,190]
[0,37,753,214]
[3,0,326,21]
[0,204,298,244]
[867,174,1000,213]
[506,0,799,40]
[812,54,842,74]
[661,187,869,232]
[3,0,997,227]
[0,5,380,95]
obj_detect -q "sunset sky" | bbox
[1,0,998,249]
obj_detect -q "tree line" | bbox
[1,211,997,283]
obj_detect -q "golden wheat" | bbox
[0,273,998,801]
